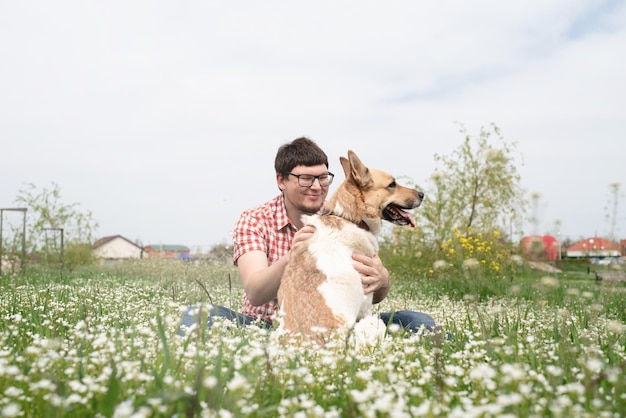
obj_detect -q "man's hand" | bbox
[352,253,390,303]
[291,225,316,250]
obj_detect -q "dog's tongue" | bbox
[398,208,416,228]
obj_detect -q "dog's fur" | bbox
[277,150,423,343]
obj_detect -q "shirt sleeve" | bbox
[232,210,268,265]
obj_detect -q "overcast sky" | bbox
[1,1,625,252]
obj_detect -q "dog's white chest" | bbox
[305,215,378,327]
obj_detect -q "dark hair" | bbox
[274,137,329,176]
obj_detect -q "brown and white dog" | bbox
[277,150,423,343]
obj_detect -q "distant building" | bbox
[93,235,144,260]
[565,237,621,258]
[144,244,191,259]
[519,235,559,261]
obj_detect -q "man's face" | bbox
[278,164,332,215]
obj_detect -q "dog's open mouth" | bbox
[383,204,416,227]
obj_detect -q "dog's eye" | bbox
[389,181,396,189]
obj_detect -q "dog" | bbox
[276,150,423,344]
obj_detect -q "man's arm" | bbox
[237,226,317,306]
[237,250,289,306]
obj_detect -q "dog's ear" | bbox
[344,150,371,186]
[339,156,351,177]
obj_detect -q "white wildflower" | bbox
[113,400,135,418]
[590,303,603,312]
[433,260,451,271]
[500,363,525,381]
[462,294,477,302]
[310,326,328,335]
[462,258,480,269]
[540,276,559,289]
[511,255,525,266]
[92,333,108,349]
[1,403,21,418]
[585,358,603,374]
[30,378,57,392]
[65,393,87,405]
[2,365,20,376]
[352,315,386,349]
[218,409,234,418]
[226,374,249,392]
[204,376,218,389]
[497,393,522,407]
[350,389,370,403]
[4,386,23,397]
[25,345,41,355]
[469,363,496,381]
[387,323,402,334]
[546,365,563,377]
[607,320,625,334]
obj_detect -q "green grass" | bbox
[0,259,625,417]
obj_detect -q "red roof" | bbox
[566,237,620,252]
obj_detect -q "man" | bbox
[181,137,436,332]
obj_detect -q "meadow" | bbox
[1,257,625,417]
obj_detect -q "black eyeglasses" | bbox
[285,172,334,187]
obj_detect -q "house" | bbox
[144,244,191,259]
[93,235,144,260]
[565,237,621,258]
[519,235,559,261]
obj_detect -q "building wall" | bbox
[566,249,621,258]
[94,238,143,259]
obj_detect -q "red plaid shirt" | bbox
[233,194,296,322]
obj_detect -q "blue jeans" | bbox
[179,305,437,334]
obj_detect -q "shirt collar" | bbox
[275,194,296,232]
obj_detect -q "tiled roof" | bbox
[93,235,143,250]
[566,237,620,252]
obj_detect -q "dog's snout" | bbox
[418,191,424,200]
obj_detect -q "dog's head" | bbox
[327,150,423,232]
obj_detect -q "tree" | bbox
[379,123,527,282]
[395,123,525,250]
[12,182,99,269]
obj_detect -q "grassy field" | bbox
[0,259,625,417]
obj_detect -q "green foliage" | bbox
[398,123,525,251]
[5,182,99,271]
[381,123,527,293]
[64,243,98,272]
